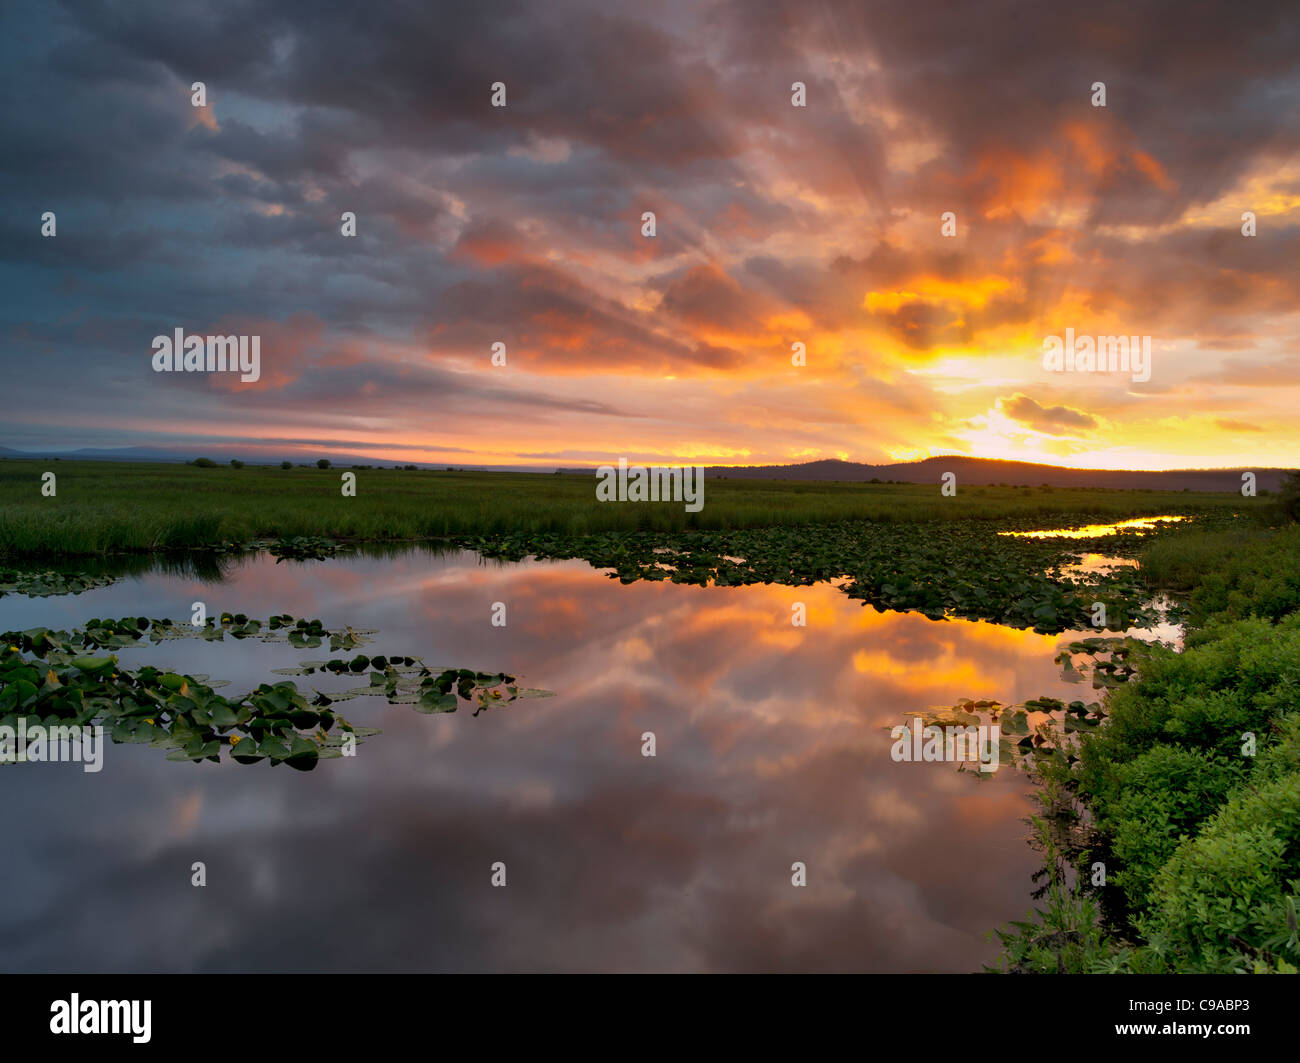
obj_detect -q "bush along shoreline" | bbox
[989,522,1300,973]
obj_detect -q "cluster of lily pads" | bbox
[457,517,1198,633]
[181,535,351,561]
[0,613,550,770]
[266,536,348,562]
[0,568,120,598]
[900,634,1142,779]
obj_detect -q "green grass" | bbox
[0,459,1248,558]
[1140,523,1300,625]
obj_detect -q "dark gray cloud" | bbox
[1002,394,1099,435]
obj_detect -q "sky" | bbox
[2,0,1298,470]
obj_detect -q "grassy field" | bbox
[0,459,1253,558]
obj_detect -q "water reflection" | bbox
[1001,515,1187,539]
[0,547,1110,972]
[1058,554,1139,577]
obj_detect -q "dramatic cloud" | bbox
[1001,395,1099,436]
[1,0,1297,468]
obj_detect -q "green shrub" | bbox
[1139,772,1300,972]
[1255,712,1300,785]
[997,523,1300,974]
[1103,745,1249,909]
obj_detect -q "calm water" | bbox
[0,547,1140,972]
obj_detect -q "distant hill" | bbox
[559,456,1292,492]
[0,446,538,472]
[1,446,1289,491]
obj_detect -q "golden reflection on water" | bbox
[1059,553,1139,576]
[1000,515,1187,538]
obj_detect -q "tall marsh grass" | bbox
[0,459,1246,558]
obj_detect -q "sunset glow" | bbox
[3,2,1297,472]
